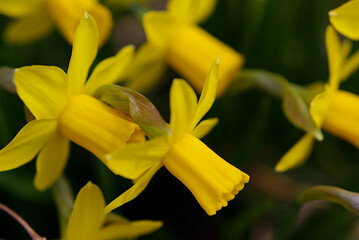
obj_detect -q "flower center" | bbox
[165,24,244,96]
[58,94,145,160]
[162,133,249,215]
[323,90,359,148]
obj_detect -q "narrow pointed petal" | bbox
[96,220,163,239]
[34,133,70,190]
[105,137,168,180]
[275,133,315,172]
[0,0,44,18]
[67,13,98,95]
[169,79,197,138]
[326,26,342,89]
[191,118,218,139]
[143,11,176,48]
[341,48,359,81]
[0,120,57,171]
[14,66,69,120]
[3,7,54,45]
[104,162,163,214]
[124,43,166,93]
[84,45,134,95]
[191,60,219,129]
[329,0,359,40]
[168,0,216,24]
[66,182,106,239]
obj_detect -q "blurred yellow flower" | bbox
[0,0,113,45]
[65,182,162,240]
[329,0,359,40]
[0,13,144,190]
[104,60,249,216]
[125,0,244,96]
[276,26,359,172]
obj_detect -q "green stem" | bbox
[51,176,74,238]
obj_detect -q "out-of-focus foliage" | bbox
[0,0,359,239]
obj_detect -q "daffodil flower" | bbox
[0,0,113,45]
[275,26,359,172]
[0,13,145,190]
[329,0,359,40]
[65,182,162,240]
[126,0,244,96]
[103,60,249,216]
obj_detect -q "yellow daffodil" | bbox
[0,0,113,45]
[126,0,244,96]
[275,26,359,172]
[329,0,359,40]
[0,13,145,190]
[103,60,249,216]
[66,182,162,240]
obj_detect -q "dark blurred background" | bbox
[1,0,358,239]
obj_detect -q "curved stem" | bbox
[0,203,46,240]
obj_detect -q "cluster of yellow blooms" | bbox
[0,0,359,238]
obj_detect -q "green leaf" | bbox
[232,70,322,140]
[94,84,171,139]
[297,185,359,216]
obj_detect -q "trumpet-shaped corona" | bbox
[59,94,145,159]
[163,133,249,215]
[103,61,249,216]
[166,25,244,95]
[127,0,244,95]
[323,90,359,148]
[0,14,141,190]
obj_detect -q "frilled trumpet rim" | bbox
[323,90,359,148]
[162,133,249,215]
[59,94,145,160]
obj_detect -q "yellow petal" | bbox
[325,26,342,89]
[0,0,44,18]
[3,7,54,45]
[14,66,69,120]
[84,45,134,95]
[165,26,243,97]
[67,13,98,95]
[104,161,163,214]
[191,118,218,139]
[66,182,106,239]
[45,0,113,46]
[124,43,166,93]
[191,60,219,130]
[0,120,57,171]
[341,48,359,81]
[96,220,162,240]
[143,11,176,48]
[323,90,359,148]
[329,0,359,40]
[168,0,216,24]
[275,133,315,172]
[169,79,197,139]
[105,136,168,180]
[163,133,249,215]
[310,88,331,128]
[59,94,145,160]
[34,132,70,190]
